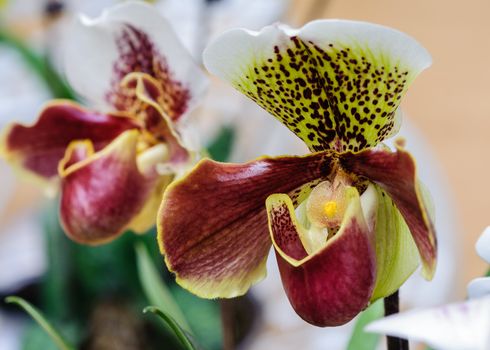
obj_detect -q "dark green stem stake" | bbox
[384,290,409,350]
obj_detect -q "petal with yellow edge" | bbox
[122,72,191,165]
[129,142,175,234]
[59,130,157,244]
[266,186,376,327]
[0,101,139,179]
[158,152,335,298]
[129,175,171,234]
[203,20,431,152]
[339,146,437,280]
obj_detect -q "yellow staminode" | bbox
[323,201,338,219]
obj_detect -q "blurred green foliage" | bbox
[29,202,223,350]
[144,306,200,350]
[136,243,191,333]
[0,29,76,100]
[207,127,235,162]
[5,296,75,350]
[347,300,383,350]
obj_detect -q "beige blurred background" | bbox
[286,0,490,293]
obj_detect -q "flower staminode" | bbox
[306,173,352,229]
[323,201,337,219]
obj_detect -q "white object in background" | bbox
[366,296,490,350]
[468,227,490,299]
[0,311,23,350]
[0,211,46,292]
[0,211,47,350]
[0,47,50,127]
[158,0,289,58]
[392,117,460,307]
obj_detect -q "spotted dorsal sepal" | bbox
[203,20,431,153]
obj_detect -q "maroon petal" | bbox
[1,101,139,179]
[339,146,437,279]
[59,130,156,244]
[158,152,334,298]
[267,189,376,327]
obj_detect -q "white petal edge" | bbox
[64,1,207,111]
[203,19,432,86]
[476,226,490,263]
[365,296,490,350]
[468,277,490,299]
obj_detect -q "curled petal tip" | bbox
[476,226,490,263]
[340,147,437,281]
[467,277,490,299]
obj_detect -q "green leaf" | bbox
[486,267,490,277]
[206,126,235,162]
[0,29,76,99]
[346,300,384,350]
[22,322,58,350]
[5,296,76,350]
[143,306,199,350]
[40,205,73,321]
[171,288,222,350]
[135,243,191,333]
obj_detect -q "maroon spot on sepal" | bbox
[2,101,139,178]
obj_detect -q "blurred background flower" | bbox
[0,0,488,349]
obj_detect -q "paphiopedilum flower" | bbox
[0,2,206,244]
[158,20,436,326]
[366,227,490,350]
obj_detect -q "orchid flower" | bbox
[366,227,490,350]
[158,20,436,327]
[0,1,206,244]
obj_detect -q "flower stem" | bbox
[220,299,235,350]
[384,290,409,350]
